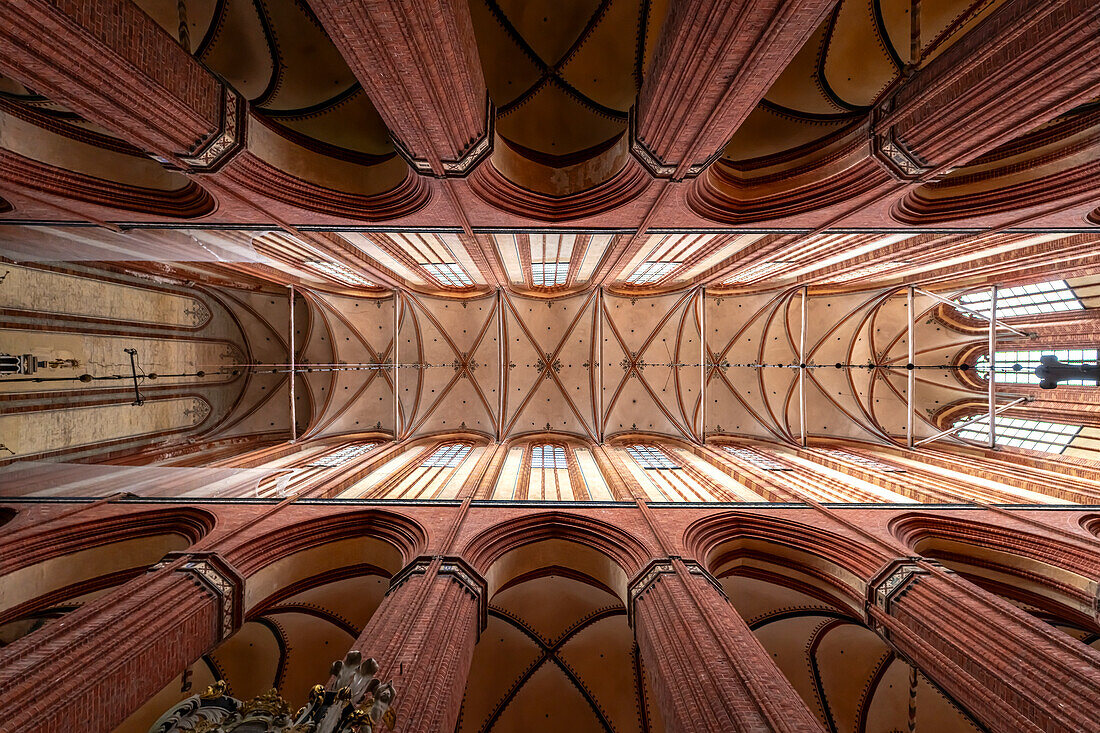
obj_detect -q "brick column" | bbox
[631,558,826,732]
[349,556,484,733]
[306,0,490,177]
[632,0,836,179]
[0,552,242,732]
[873,0,1100,179]
[867,559,1100,733]
[0,0,242,171]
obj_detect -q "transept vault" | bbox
[2,0,1100,732]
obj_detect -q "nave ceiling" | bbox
[291,284,990,446]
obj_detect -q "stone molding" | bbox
[627,556,727,625]
[387,555,488,630]
[864,557,952,631]
[870,121,930,181]
[391,98,494,178]
[628,110,717,180]
[177,86,247,173]
[152,551,244,640]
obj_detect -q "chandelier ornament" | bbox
[150,651,396,733]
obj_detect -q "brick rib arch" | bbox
[0,507,215,572]
[225,509,426,577]
[684,511,883,594]
[462,511,655,578]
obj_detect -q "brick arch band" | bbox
[890,512,1100,625]
[684,511,883,609]
[224,509,427,578]
[0,507,215,574]
[461,510,656,579]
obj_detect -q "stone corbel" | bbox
[870,118,930,181]
[386,555,488,633]
[865,558,951,633]
[152,551,244,641]
[176,85,247,173]
[628,110,719,180]
[391,97,494,178]
[626,556,727,626]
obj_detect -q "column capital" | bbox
[627,556,727,625]
[174,85,248,173]
[387,555,488,631]
[869,118,931,181]
[152,550,244,640]
[628,111,717,180]
[865,558,957,630]
[391,98,495,178]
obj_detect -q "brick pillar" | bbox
[868,560,1100,733]
[631,558,826,732]
[306,0,490,177]
[349,556,484,733]
[0,552,241,732]
[633,0,836,180]
[873,0,1100,179]
[0,0,241,171]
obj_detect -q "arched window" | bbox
[819,449,904,472]
[307,442,379,467]
[336,442,475,499]
[531,443,566,469]
[955,416,1080,454]
[722,446,789,471]
[957,279,1083,318]
[420,443,471,467]
[526,443,570,500]
[624,444,733,501]
[491,442,613,501]
[976,349,1098,386]
[422,262,473,287]
[531,262,569,286]
[255,441,382,497]
[626,261,679,285]
[627,444,678,469]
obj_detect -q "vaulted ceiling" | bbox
[1,0,1098,463]
[288,284,988,446]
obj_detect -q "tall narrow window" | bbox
[526,443,573,500]
[531,444,567,469]
[721,261,796,285]
[817,261,910,284]
[308,443,378,468]
[819,449,904,472]
[976,349,1099,386]
[954,416,1079,454]
[531,262,569,287]
[957,280,1084,318]
[626,261,679,285]
[723,446,789,470]
[624,444,731,501]
[627,444,679,469]
[421,443,471,467]
[306,260,375,287]
[422,262,473,288]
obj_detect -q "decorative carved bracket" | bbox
[152,551,244,641]
[871,124,930,181]
[864,558,948,632]
[391,98,495,178]
[178,86,247,173]
[628,109,719,180]
[626,557,726,626]
[387,555,488,633]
